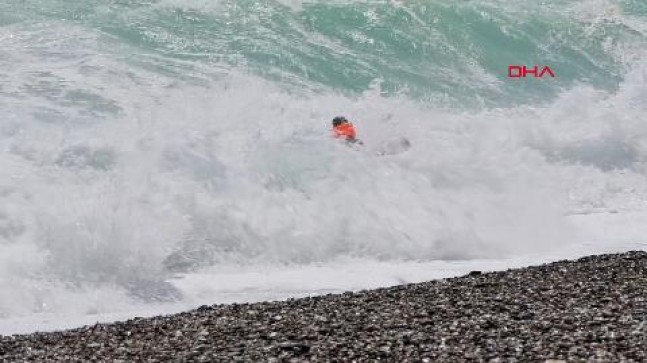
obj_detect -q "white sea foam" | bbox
[0,1,645,334]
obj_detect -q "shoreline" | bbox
[1,251,645,361]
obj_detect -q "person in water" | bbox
[332,116,363,145]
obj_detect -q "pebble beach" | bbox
[1,251,645,362]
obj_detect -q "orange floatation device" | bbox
[332,116,358,141]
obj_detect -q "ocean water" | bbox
[1,0,646,334]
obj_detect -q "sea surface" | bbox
[1,0,646,334]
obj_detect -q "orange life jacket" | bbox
[333,122,357,140]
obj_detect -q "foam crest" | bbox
[0,0,645,326]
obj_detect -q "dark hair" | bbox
[332,116,347,127]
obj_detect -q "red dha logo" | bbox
[509,65,556,78]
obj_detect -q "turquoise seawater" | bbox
[2,0,644,106]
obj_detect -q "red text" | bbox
[508,65,556,78]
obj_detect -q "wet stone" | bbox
[0,251,644,362]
